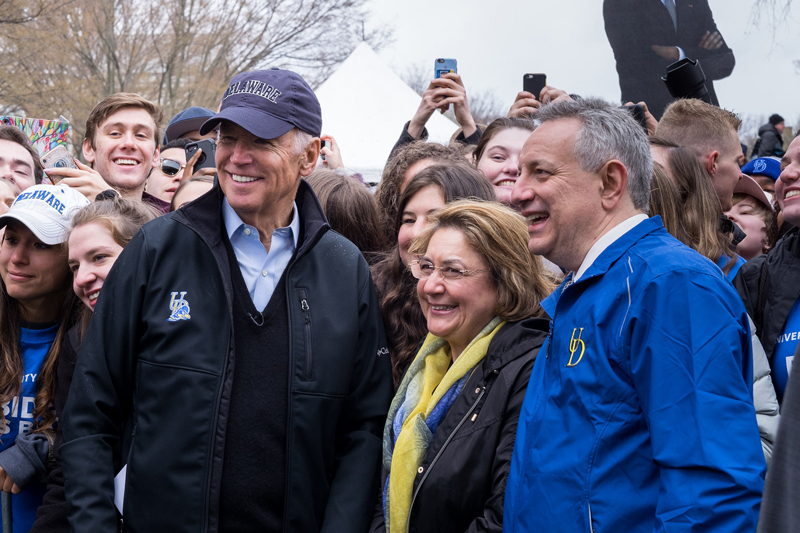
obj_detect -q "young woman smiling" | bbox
[0,185,88,533]
[29,197,158,533]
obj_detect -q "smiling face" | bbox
[67,222,124,311]
[511,118,606,272]
[476,127,532,205]
[145,147,186,202]
[776,137,800,226]
[417,227,498,360]
[0,220,70,319]
[83,107,160,197]
[397,185,446,266]
[725,196,768,260]
[0,139,36,192]
[216,122,315,227]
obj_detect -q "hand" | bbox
[0,466,21,494]
[319,135,344,169]
[625,101,659,136]
[651,45,680,61]
[698,30,723,50]
[539,86,573,105]
[507,91,541,119]
[408,73,476,138]
[180,149,216,183]
[45,160,114,201]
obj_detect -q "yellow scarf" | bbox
[386,317,505,533]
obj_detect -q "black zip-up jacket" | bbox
[369,318,549,533]
[733,227,800,367]
[61,181,393,532]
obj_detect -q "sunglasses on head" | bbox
[160,158,186,176]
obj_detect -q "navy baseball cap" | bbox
[163,107,216,144]
[742,157,781,182]
[199,69,322,140]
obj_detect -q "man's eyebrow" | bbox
[3,157,32,170]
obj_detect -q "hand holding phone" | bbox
[435,58,457,79]
[185,139,216,175]
[523,73,547,100]
[41,146,78,184]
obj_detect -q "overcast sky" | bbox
[369,0,800,135]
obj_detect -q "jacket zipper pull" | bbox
[546,319,553,359]
[301,298,310,321]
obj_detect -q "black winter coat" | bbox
[61,181,393,533]
[734,227,800,365]
[369,318,549,533]
[757,123,784,158]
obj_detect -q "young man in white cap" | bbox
[61,69,392,533]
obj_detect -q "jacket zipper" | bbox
[298,289,313,380]
[587,501,596,533]
[406,386,487,533]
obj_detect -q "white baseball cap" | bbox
[0,184,89,244]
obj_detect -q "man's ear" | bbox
[599,159,629,211]
[299,137,321,177]
[705,150,719,177]
[82,138,96,165]
[150,145,160,169]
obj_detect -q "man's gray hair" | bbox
[536,98,653,214]
[292,129,314,156]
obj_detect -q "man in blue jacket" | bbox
[505,98,764,532]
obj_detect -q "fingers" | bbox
[74,159,93,171]
[181,150,203,183]
[1,470,15,493]
[11,483,20,495]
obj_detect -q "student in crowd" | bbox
[375,141,465,249]
[742,156,782,195]
[726,174,778,261]
[372,163,496,386]
[305,169,387,263]
[30,197,158,533]
[162,106,216,144]
[371,201,553,533]
[756,114,786,158]
[169,176,214,211]
[0,180,16,216]
[144,138,190,203]
[505,98,764,532]
[735,134,800,405]
[650,136,743,278]
[0,184,89,533]
[0,125,43,193]
[471,118,535,206]
[44,93,169,213]
[656,99,745,245]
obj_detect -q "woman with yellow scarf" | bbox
[369,200,556,533]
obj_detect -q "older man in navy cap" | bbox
[61,69,393,533]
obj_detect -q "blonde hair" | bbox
[656,99,741,159]
[409,200,554,321]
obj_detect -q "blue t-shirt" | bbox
[0,323,57,533]
[773,298,800,403]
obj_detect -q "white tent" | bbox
[315,43,458,183]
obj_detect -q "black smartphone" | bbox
[523,73,547,98]
[320,139,328,161]
[623,104,649,134]
[185,139,216,175]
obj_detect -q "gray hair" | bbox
[535,98,653,214]
[292,129,314,157]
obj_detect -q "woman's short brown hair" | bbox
[409,200,554,322]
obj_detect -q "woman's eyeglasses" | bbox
[160,158,187,176]
[408,259,486,281]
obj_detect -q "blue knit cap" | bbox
[742,157,781,181]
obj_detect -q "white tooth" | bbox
[787,190,800,199]
[232,174,259,183]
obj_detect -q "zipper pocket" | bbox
[298,289,313,380]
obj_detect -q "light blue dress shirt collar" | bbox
[222,197,300,311]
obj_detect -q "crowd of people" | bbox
[0,63,797,533]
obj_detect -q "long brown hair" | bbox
[0,255,80,435]
[650,137,734,273]
[372,163,496,386]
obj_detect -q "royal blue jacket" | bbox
[503,217,765,532]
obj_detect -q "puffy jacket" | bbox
[504,216,765,533]
[756,123,784,158]
[369,318,548,533]
[61,181,393,532]
[749,315,780,465]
